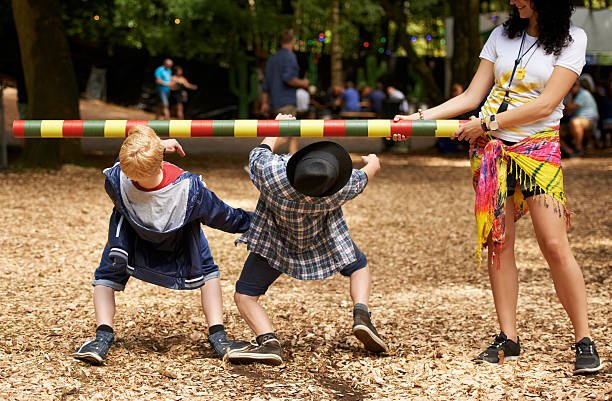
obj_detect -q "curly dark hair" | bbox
[503,0,574,55]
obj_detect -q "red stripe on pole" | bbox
[391,120,413,138]
[191,120,214,136]
[323,120,346,136]
[13,120,25,137]
[126,120,150,135]
[63,120,84,137]
[257,120,280,137]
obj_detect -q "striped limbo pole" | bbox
[12,120,463,138]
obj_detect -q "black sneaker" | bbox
[73,331,114,365]
[352,309,387,353]
[474,332,520,365]
[573,337,603,375]
[208,330,251,359]
[226,333,283,366]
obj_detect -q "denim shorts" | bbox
[235,242,367,296]
[92,244,220,291]
[158,90,170,106]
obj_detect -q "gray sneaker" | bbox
[352,309,388,353]
[226,333,283,366]
[73,331,114,365]
[208,330,250,358]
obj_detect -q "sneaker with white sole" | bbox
[573,337,603,375]
[352,308,387,353]
[73,331,114,365]
[208,330,250,359]
[474,332,520,365]
[226,333,283,366]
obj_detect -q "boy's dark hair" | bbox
[503,0,574,56]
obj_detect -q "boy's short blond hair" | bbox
[119,125,164,181]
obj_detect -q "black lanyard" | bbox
[498,32,539,113]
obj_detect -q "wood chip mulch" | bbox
[1,151,610,401]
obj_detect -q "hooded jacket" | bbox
[103,162,251,290]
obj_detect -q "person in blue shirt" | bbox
[154,59,173,120]
[565,77,599,157]
[260,29,308,154]
[367,82,387,116]
[340,82,361,112]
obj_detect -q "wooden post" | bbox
[0,82,7,168]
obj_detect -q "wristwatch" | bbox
[488,114,499,132]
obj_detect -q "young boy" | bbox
[228,114,386,365]
[73,125,251,365]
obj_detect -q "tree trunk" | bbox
[12,0,80,168]
[450,0,481,91]
[330,0,343,87]
[380,0,443,103]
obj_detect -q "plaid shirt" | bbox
[236,146,368,280]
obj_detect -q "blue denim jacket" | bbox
[102,162,251,290]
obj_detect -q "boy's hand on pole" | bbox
[161,139,186,157]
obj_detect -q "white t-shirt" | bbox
[479,25,587,142]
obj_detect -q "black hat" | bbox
[286,141,352,197]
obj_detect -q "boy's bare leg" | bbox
[350,265,387,353]
[74,285,116,364]
[234,293,275,336]
[349,265,371,306]
[94,285,116,328]
[200,278,224,328]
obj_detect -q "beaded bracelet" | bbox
[418,109,424,120]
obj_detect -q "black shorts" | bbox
[502,140,543,199]
[235,243,367,296]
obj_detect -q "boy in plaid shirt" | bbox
[228,114,386,365]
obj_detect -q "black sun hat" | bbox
[286,141,353,197]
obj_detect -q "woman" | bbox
[170,66,198,119]
[395,0,602,374]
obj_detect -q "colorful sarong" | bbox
[469,128,570,269]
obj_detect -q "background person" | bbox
[260,29,308,154]
[154,58,173,120]
[563,77,599,157]
[170,66,198,120]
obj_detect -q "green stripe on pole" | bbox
[23,120,42,137]
[212,120,235,136]
[279,120,300,137]
[410,120,438,136]
[148,120,170,136]
[346,120,368,137]
[83,120,106,137]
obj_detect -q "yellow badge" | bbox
[516,68,526,80]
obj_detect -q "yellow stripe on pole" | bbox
[367,120,390,137]
[169,120,192,137]
[435,120,460,137]
[40,120,64,138]
[104,120,127,137]
[300,120,324,137]
[234,120,258,137]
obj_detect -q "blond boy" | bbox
[74,126,251,364]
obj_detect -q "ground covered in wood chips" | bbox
[1,150,610,401]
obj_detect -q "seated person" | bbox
[563,77,599,157]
